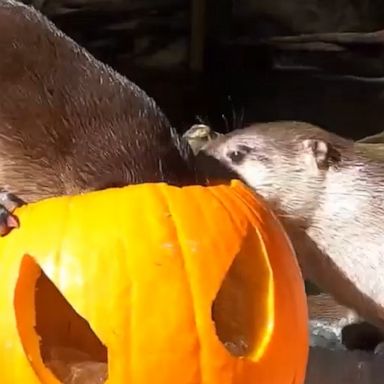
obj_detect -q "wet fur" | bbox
[0,0,197,202]
[200,121,384,330]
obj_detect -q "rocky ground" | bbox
[306,346,384,384]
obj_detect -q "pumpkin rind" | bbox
[0,180,308,383]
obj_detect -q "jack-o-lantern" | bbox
[0,180,308,384]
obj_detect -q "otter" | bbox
[0,0,206,235]
[190,121,384,333]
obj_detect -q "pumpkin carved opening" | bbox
[15,255,108,384]
[211,229,273,360]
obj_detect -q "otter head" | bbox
[201,122,345,225]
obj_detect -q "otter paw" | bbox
[0,192,25,236]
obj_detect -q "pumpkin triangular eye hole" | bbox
[211,229,273,360]
[14,255,108,383]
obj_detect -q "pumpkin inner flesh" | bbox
[212,226,273,359]
[15,255,108,384]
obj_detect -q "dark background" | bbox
[23,0,384,140]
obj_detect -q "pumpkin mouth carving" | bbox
[14,255,108,384]
[211,228,274,360]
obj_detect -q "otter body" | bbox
[0,0,197,205]
[195,121,384,331]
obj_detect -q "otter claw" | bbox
[0,192,25,236]
[0,192,25,212]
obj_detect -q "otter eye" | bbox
[228,151,245,164]
[228,150,245,164]
[227,145,252,164]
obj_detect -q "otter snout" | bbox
[195,150,240,181]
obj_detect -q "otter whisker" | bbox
[195,115,210,126]
[236,106,245,131]
[221,113,230,133]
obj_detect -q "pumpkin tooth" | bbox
[208,182,276,357]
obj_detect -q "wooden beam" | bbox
[190,0,207,72]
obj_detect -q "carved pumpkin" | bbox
[0,180,308,384]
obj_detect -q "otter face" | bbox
[202,127,342,219]
[216,142,273,195]
[202,134,292,205]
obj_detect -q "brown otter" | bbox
[0,0,205,234]
[191,121,384,333]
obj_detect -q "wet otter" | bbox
[0,0,202,234]
[191,121,384,332]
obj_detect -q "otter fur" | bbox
[0,0,200,197]
[194,121,384,332]
[0,0,203,231]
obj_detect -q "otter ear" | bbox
[302,139,341,170]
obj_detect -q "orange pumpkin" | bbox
[0,180,308,384]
